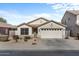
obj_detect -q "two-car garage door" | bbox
[39,28,65,39]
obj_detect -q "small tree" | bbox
[0,17,7,23]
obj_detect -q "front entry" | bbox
[32,28,38,34]
[32,28,38,38]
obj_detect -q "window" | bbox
[21,28,29,35]
[49,28,52,30]
[59,29,62,31]
[52,29,54,30]
[68,18,70,20]
[41,28,46,31]
[41,28,44,30]
[44,29,46,30]
[46,28,48,30]
[0,28,8,35]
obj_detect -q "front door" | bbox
[32,28,38,34]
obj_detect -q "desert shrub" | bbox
[19,37,23,40]
[65,37,69,39]
[24,36,31,41]
[13,35,19,42]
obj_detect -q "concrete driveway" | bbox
[41,39,78,50]
[0,37,79,50]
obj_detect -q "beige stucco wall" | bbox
[15,25,32,36]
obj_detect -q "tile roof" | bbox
[0,22,16,29]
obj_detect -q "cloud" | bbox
[0,10,53,25]
[47,3,79,22]
[0,10,28,25]
[50,3,79,10]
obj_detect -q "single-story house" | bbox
[0,22,16,36]
[16,17,66,39]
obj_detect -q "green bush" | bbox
[13,35,19,39]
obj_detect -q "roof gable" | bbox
[38,20,66,28]
[17,23,32,27]
[17,17,49,28]
[27,17,49,25]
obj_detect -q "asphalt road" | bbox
[0,50,79,56]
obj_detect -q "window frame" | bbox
[0,28,8,35]
[20,28,29,35]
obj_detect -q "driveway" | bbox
[0,37,79,50]
[41,39,78,50]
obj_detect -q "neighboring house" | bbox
[61,10,79,37]
[0,22,16,36]
[16,17,66,39]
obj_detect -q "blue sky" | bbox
[0,3,79,25]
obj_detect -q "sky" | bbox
[0,3,79,25]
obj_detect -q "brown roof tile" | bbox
[0,22,16,29]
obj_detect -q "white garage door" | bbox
[39,28,64,39]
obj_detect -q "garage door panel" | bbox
[39,29,63,39]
